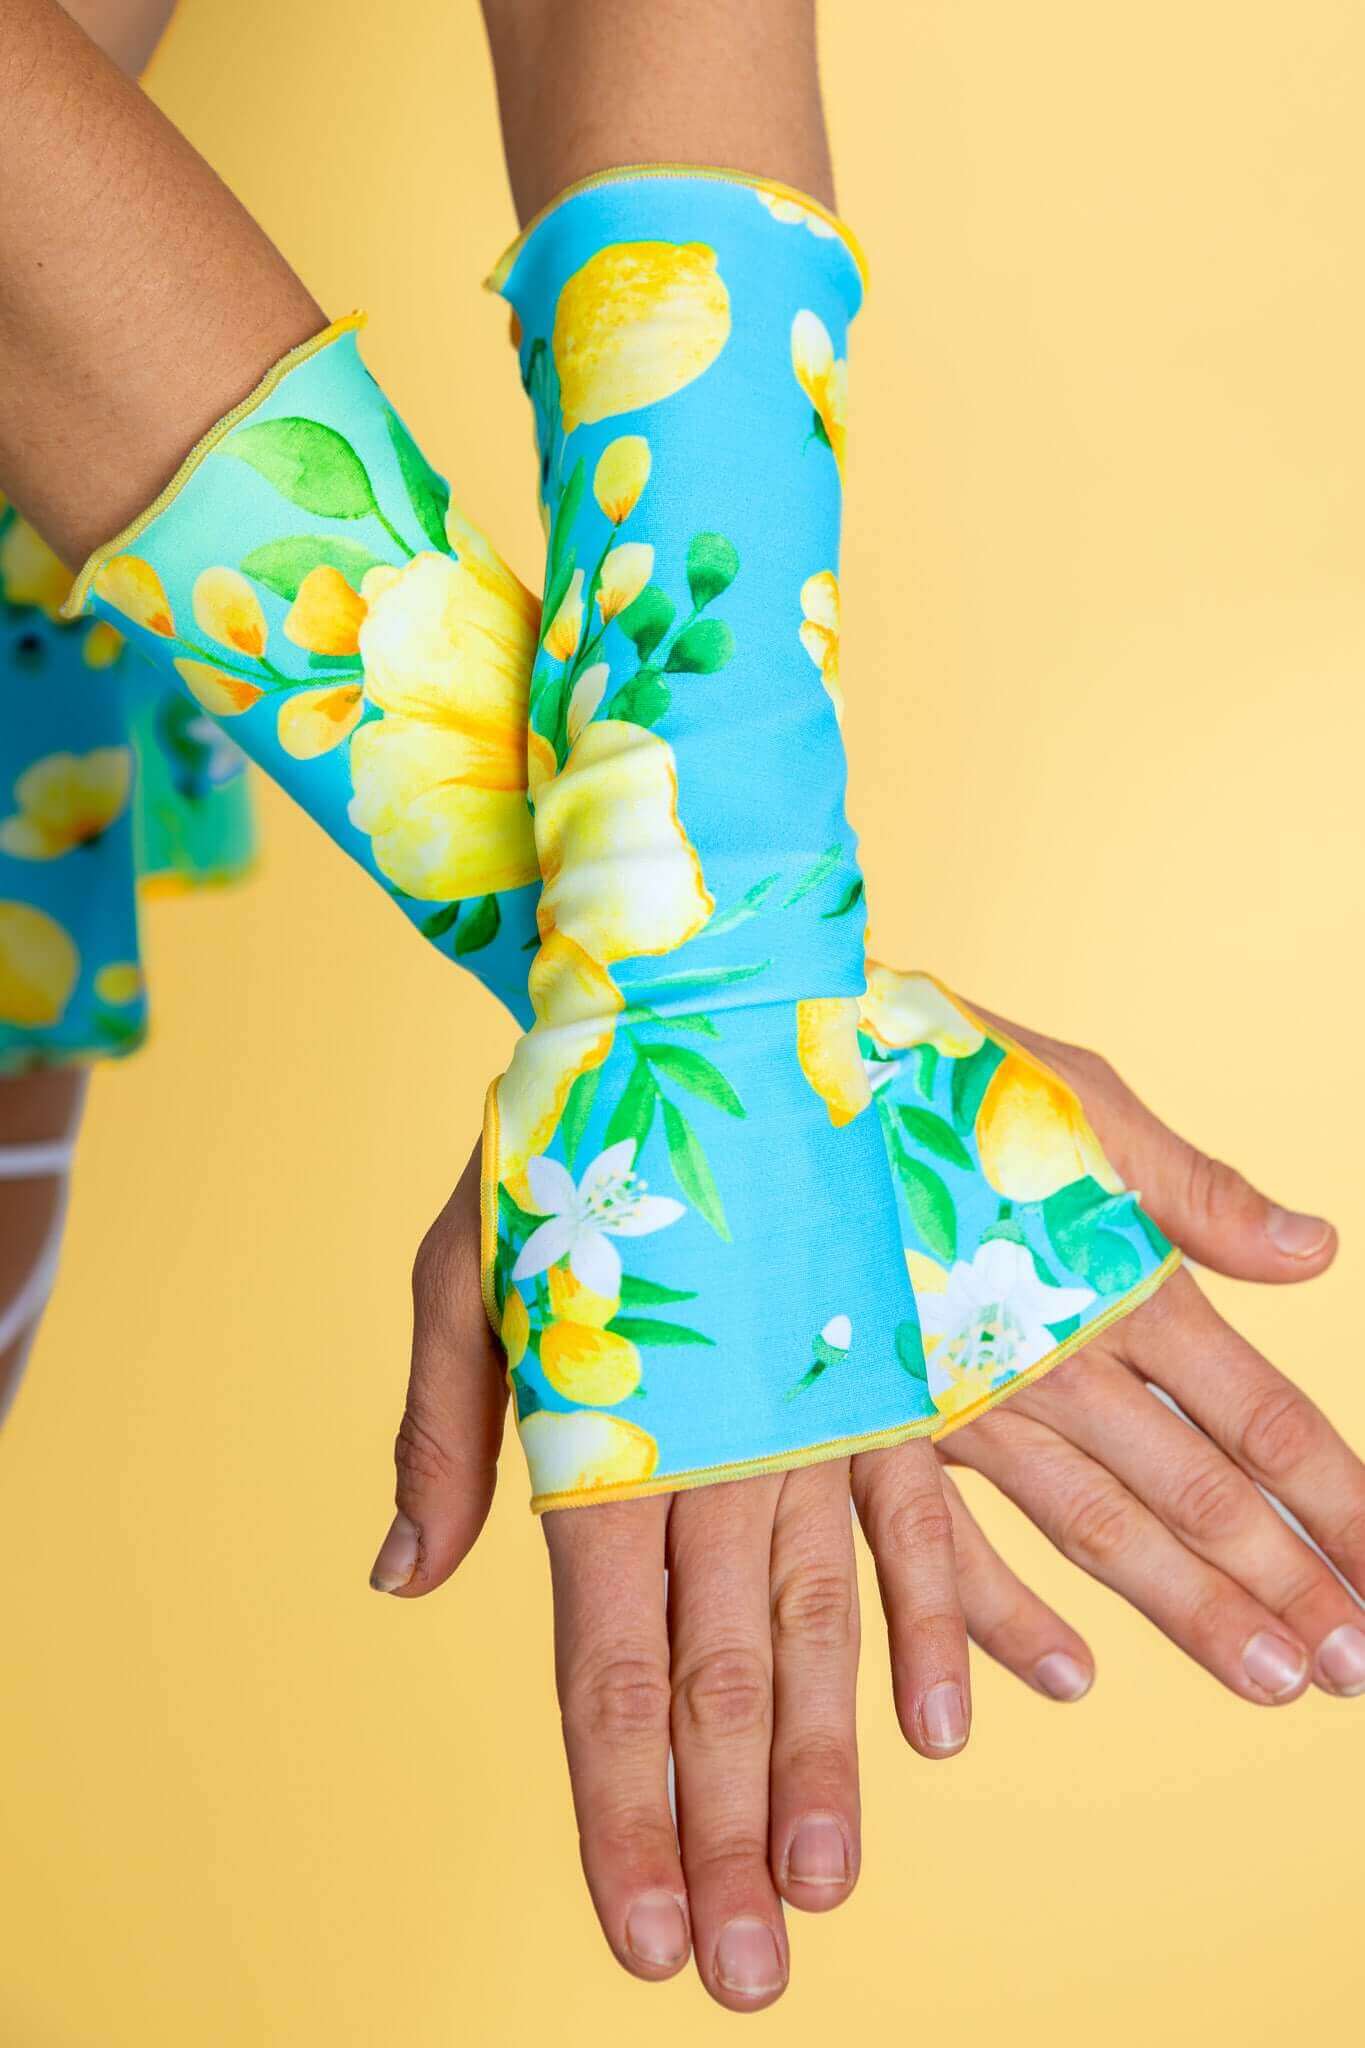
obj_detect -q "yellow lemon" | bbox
[520,1409,659,1501]
[975,1052,1122,1203]
[795,996,871,1126]
[0,903,79,1028]
[553,242,731,430]
[540,1320,642,1406]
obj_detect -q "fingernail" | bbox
[715,1918,785,1996]
[786,1812,850,1886]
[1316,1623,1365,1697]
[1242,1630,1308,1698]
[920,1680,969,1752]
[625,1890,688,1967]
[369,1511,419,1593]
[1266,1206,1332,1258]
[1034,1652,1093,1702]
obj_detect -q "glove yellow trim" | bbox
[61,313,367,622]
[484,163,869,295]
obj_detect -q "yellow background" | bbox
[4,0,1364,2038]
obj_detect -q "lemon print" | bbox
[541,1320,642,1406]
[553,242,731,430]
[0,903,79,1028]
[795,996,871,1127]
[520,1409,659,1501]
[975,1051,1122,1204]
[94,962,143,1006]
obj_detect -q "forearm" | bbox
[479,0,835,222]
[0,0,321,562]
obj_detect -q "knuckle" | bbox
[1166,1460,1246,1544]
[564,1655,672,1746]
[770,1565,856,1650]
[393,1400,454,1490]
[1183,1148,1254,1228]
[879,1493,956,1568]
[1058,1483,1140,1568]
[780,1732,855,1793]
[588,1813,680,1877]
[1236,1385,1318,1482]
[687,1836,773,1890]
[1182,1579,1235,1657]
[674,1647,772,1741]
[1331,1501,1365,1569]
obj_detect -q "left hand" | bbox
[935,1007,1365,1709]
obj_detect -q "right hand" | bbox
[368,1139,972,2014]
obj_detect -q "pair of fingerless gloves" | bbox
[47,167,1176,1507]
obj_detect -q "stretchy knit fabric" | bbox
[0,502,253,1072]
[52,176,1178,1499]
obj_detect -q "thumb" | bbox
[975,1008,1338,1286]
[369,1139,509,1597]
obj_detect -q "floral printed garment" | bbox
[61,210,1177,1503]
[0,500,254,1072]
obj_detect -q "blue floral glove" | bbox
[63,319,546,1027]
[480,170,938,1507]
[0,503,253,1071]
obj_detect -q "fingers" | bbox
[1127,1271,1365,1694]
[768,1461,861,1913]
[938,1468,1095,1702]
[370,1143,508,1597]
[668,1476,789,2011]
[951,1403,1315,1705]
[1021,1330,1365,1700]
[544,1497,690,1981]
[851,1437,972,1756]
[971,1009,1336,1284]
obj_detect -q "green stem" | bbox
[372,504,417,559]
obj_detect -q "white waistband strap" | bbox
[0,1140,74,1180]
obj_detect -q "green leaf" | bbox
[1073,1230,1143,1296]
[1042,1177,1128,1257]
[605,669,671,727]
[419,901,460,939]
[686,531,740,609]
[702,873,782,936]
[820,877,865,919]
[621,1005,719,1037]
[223,417,377,519]
[625,962,770,1001]
[783,844,844,906]
[618,1274,698,1307]
[550,457,585,569]
[616,585,675,662]
[385,409,451,549]
[530,665,570,749]
[498,1183,546,1240]
[509,1367,544,1421]
[560,1065,601,1170]
[660,1097,730,1240]
[809,408,832,452]
[894,1149,957,1263]
[895,1105,973,1172]
[638,1042,745,1117]
[907,1043,940,1099]
[539,550,577,650]
[980,1215,1027,1247]
[949,1039,1004,1133]
[454,893,501,955]
[894,1319,929,1385]
[1045,1313,1083,1346]
[603,1058,658,1156]
[606,1315,715,1348]
[240,535,386,601]
[665,618,735,674]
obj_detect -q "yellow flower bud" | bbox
[596,543,653,624]
[593,436,652,523]
[501,1288,530,1372]
[193,567,269,659]
[545,567,585,660]
[94,555,175,638]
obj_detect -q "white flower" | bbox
[511,1140,686,1298]
[916,1239,1093,1401]
[820,1314,852,1351]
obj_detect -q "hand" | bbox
[369,1141,971,2012]
[938,1009,1365,1708]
